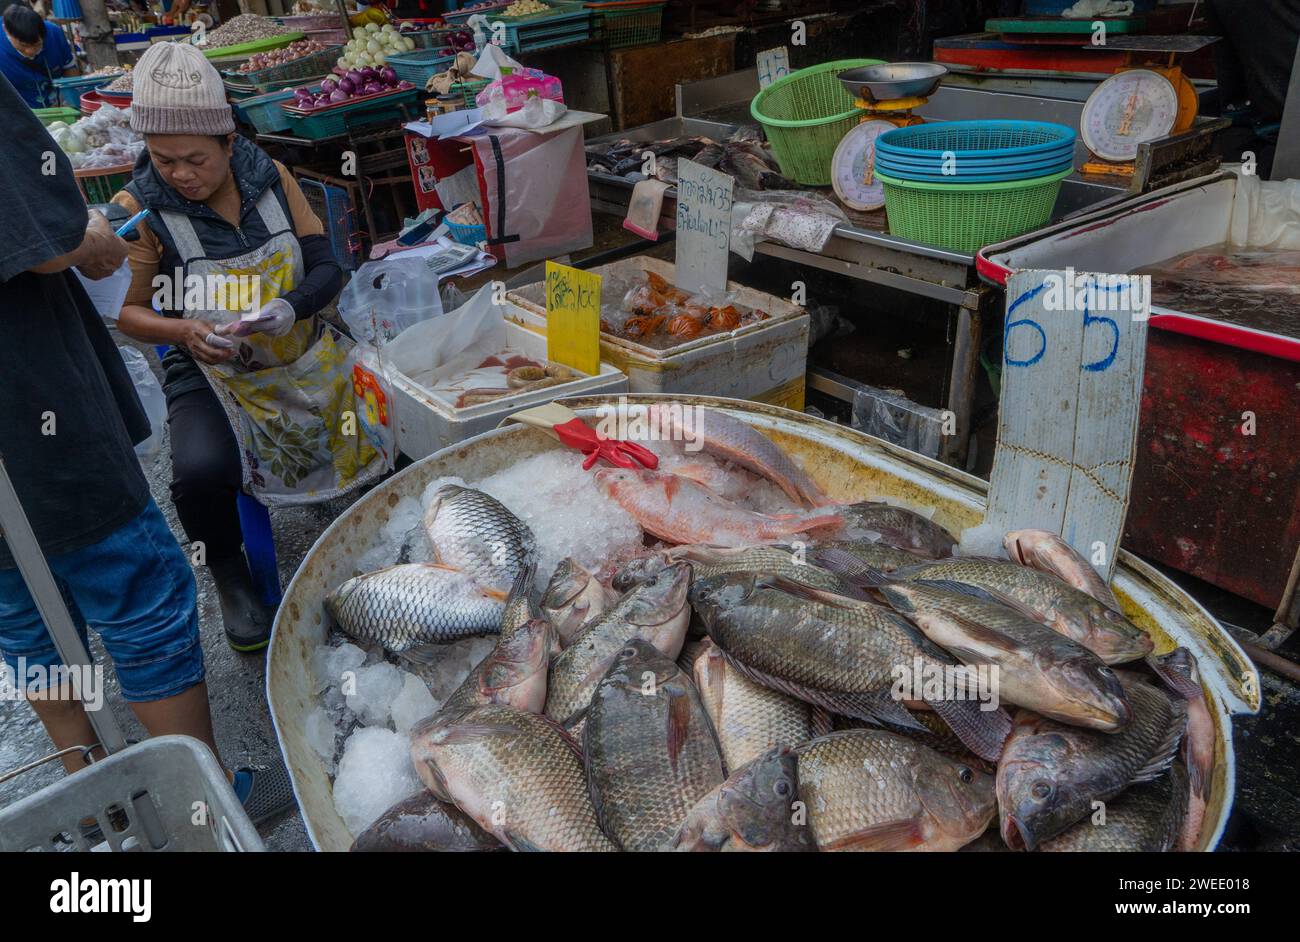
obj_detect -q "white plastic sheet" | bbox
[1227,170,1300,250]
[119,346,166,466]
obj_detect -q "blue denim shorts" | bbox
[0,501,203,702]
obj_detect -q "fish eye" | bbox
[1097,666,1114,677]
[620,645,637,658]
[1031,781,1053,800]
[773,779,791,797]
[958,767,974,784]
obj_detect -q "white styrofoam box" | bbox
[505,256,809,405]
[389,319,627,460]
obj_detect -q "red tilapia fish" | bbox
[645,404,827,506]
[595,468,843,547]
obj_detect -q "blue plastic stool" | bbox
[152,345,282,608]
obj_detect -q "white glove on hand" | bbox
[215,298,297,339]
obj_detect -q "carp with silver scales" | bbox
[423,484,537,594]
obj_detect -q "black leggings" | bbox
[166,382,244,563]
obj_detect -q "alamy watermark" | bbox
[1041,267,1151,319]
[592,398,705,451]
[890,656,1000,712]
[0,658,104,711]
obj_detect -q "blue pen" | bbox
[115,208,150,237]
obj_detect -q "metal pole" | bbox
[1272,33,1300,180]
[0,454,127,755]
[336,0,353,40]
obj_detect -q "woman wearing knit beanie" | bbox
[113,42,384,653]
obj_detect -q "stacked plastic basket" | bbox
[873,120,1076,253]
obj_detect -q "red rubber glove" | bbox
[551,418,659,471]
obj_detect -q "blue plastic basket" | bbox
[875,120,1076,162]
[444,217,486,245]
[385,48,456,87]
[874,140,1075,169]
[234,87,304,134]
[297,176,360,270]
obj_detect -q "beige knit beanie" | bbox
[130,41,235,136]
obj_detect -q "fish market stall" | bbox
[584,64,1228,467]
[268,396,1255,852]
[979,170,1300,643]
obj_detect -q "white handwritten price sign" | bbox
[757,46,791,88]
[674,158,734,296]
[545,261,602,378]
[983,269,1149,579]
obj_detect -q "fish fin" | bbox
[1183,742,1211,800]
[501,832,545,853]
[927,699,1013,763]
[1131,703,1188,784]
[758,574,875,607]
[811,549,894,588]
[506,560,537,604]
[480,585,510,602]
[913,606,1025,663]
[808,706,835,738]
[665,686,692,776]
[398,644,451,666]
[822,819,926,852]
[431,717,529,743]
[1145,648,1205,702]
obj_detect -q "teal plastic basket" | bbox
[877,167,1071,254]
[281,87,421,140]
[235,87,302,134]
[386,48,456,87]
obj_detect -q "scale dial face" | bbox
[831,119,895,211]
[1081,69,1180,162]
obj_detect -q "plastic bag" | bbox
[382,283,508,394]
[337,254,444,345]
[344,343,399,472]
[851,383,945,460]
[1227,169,1300,250]
[730,188,847,262]
[119,346,166,466]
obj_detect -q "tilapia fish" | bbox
[423,484,536,594]
[646,404,826,505]
[997,673,1188,850]
[545,562,693,729]
[888,557,1152,664]
[325,563,503,661]
[671,544,865,598]
[812,539,928,574]
[410,705,616,852]
[874,579,1133,731]
[596,468,842,547]
[796,730,996,851]
[1040,765,1189,852]
[500,561,542,637]
[1004,528,1122,612]
[832,501,957,558]
[432,617,555,723]
[584,638,725,851]
[694,640,830,771]
[673,747,814,852]
[690,572,1011,762]
[349,791,502,852]
[541,557,612,646]
[1148,647,1216,851]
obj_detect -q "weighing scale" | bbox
[832,63,947,211]
[1077,36,1217,176]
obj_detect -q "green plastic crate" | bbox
[750,58,884,185]
[876,167,1071,254]
[451,78,489,108]
[76,167,135,204]
[220,44,343,94]
[35,105,82,127]
[281,87,421,140]
[588,1,663,48]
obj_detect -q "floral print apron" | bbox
[160,189,384,505]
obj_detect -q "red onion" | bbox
[321,77,338,92]
[380,67,397,85]
[360,67,377,82]
[298,99,318,110]
[346,70,364,87]
[338,78,356,94]
[329,89,349,103]
[363,82,384,95]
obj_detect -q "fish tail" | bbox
[928,698,1012,763]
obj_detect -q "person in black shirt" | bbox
[0,73,293,825]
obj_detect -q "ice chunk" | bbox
[345,661,405,727]
[355,541,397,575]
[391,672,437,734]
[381,495,425,545]
[331,727,423,837]
[405,634,499,705]
[305,706,338,771]
[957,522,1006,559]
[313,641,366,692]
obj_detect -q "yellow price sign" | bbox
[545,262,602,378]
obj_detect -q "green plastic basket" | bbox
[452,78,489,108]
[34,105,82,126]
[200,32,304,60]
[587,1,664,48]
[876,167,1071,254]
[750,58,884,185]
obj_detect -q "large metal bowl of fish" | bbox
[268,394,1258,852]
